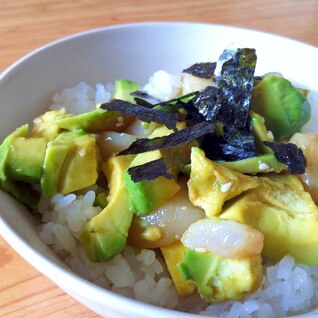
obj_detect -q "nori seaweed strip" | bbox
[100,99,178,131]
[263,141,306,174]
[190,86,219,122]
[220,119,256,160]
[127,158,174,182]
[131,91,161,107]
[134,97,154,108]
[117,121,215,156]
[215,48,257,129]
[201,120,256,161]
[183,62,217,79]
[199,48,257,161]
[155,92,198,107]
[132,91,197,109]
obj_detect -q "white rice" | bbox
[39,75,318,317]
[49,81,114,114]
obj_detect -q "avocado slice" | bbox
[178,250,263,302]
[80,154,134,262]
[124,149,181,216]
[188,147,260,217]
[124,124,196,216]
[6,136,47,183]
[160,241,196,296]
[0,125,40,211]
[113,79,140,103]
[31,108,66,140]
[41,129,98,197]
[250,111,273,154]
[250,75,311,140]
[54,79,140,133]
[221,173,318,265]
[218,153,286,174]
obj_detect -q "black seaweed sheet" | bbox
[100,99,178,131]
[183,62,217,79]
[117,121,215,156]
[200,48,257,161]
[127,158,174,182]
[190,86,219,122]
[215,48,257,129]
[263,141,306,174]
[131,91,161,107]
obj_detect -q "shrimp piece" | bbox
[181,218,264,259]
[97,132,137,161]
[128,177,205,248]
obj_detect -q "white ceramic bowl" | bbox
[0,22,318,318]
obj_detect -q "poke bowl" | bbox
[0,22,318,318]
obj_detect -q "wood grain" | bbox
[0,0,317,317]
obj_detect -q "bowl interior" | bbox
[0,22,318,318]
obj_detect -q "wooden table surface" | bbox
[0,0,317,317]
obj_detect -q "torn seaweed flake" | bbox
[183,62,217,79]
[215,48,257,129]
[100,99,178,131]
[134,97,155,108]
[127,158,174,182]
[263,141,306,174]
[201,120,256,161]
[190,86,219,122]
[131,91,162,106]
[220,119,256,160]
[117,121,215,156]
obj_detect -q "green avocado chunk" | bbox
[221,174,318,265]
[250,111,273,154]
[124,124,195,216]
[179,250,263,303]
[54,108,125,133]
[218,154,286,174]
[124,149,181,216]
[54,79,140,133]
[6,136,47,183]
[80,155,134,262]
[31,108,66,140]
[41,129,98,197]
[250,75,311,140]
[0,125,40,211]
[113,79,140,103]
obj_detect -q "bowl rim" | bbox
[0,21,318,318]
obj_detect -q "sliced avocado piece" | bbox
[113,79,140,103]
[124,149,180,216]
[54,108,132,133]
[188,147,260,217]
[124,123,195,216]
[218,153,286,174]
[160,241,196,296]
[80,154,134,261]
[0,125,28,181]
[179,250,263,302]
[55,79,140,133]
[31,108,66,140]
[41,129,98,197]
[0,125,40,211]
[250,75,311,140]
[250,111,273,154]
[6,137,47,183]
[221,174,318,265]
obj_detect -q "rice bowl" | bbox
[0,23,318,318]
